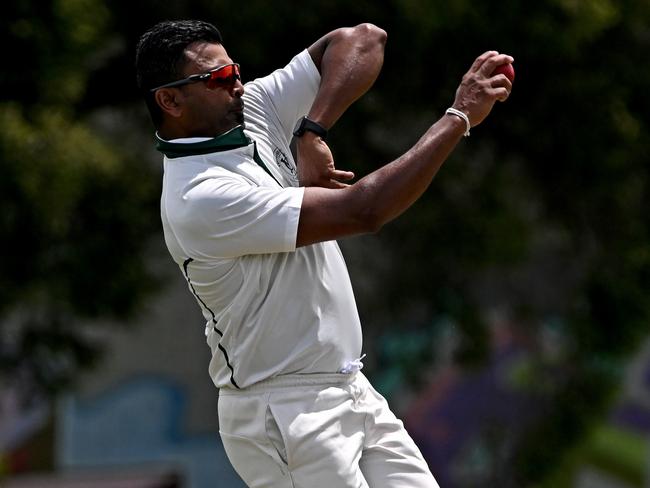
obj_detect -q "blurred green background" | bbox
[1,0,649,487]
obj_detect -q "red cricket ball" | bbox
[491,63,515,83]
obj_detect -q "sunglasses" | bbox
[150,63,241,92]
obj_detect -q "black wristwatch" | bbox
[293,116,328,140]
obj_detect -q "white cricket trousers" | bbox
[218,371,439,488]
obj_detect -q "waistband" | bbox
[219,371,359,395]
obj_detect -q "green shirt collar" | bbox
[155,125,250,159]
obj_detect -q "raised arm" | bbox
[306,23,386,128]
[296,50,514,247]
[296,24,387,187]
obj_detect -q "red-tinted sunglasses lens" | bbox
[206,64,241,89]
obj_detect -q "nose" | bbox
[231,79,244,98]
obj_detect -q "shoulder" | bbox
[243,50,319,96]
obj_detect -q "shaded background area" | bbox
[1,0,649,486]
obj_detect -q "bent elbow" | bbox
[355,23,387,47]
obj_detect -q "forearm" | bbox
[307,23,387,128]
[348,116,464,232]
[297,114,465,246]
[348,115,466,229]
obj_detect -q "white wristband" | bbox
[445,107,471,137]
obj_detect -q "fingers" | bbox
[453,50,515,127]
[465,51,514,102]
[480,53,515,77]
[468,51,515,77]
[489,75,512,101]
[331,169,355,181]
[296,137,355,188]
[321,169,354,189]
[488,86,511,102]
[488,58,514,102]
[469,50,498,74]
[325,180,351,189]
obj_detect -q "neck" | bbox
[157,121,190,141]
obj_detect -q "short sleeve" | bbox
[170,173,305,259]
[243,50,320,143]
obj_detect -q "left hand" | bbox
[451,51,514,128]
[296,133,355,188]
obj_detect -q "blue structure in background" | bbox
[58,376,245,488]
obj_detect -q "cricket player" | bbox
[135,19,512,488]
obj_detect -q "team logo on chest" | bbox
[273,146,297,180]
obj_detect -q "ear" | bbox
[154,88,184,118]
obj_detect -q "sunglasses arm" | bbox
[150,74,206,92]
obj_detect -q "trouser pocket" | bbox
[219,430,293,487]
[265,404,289,466]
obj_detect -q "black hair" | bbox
[135,20,223,128]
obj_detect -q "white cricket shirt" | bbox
[158,50,363,389]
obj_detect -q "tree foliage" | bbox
[0,0,159,397]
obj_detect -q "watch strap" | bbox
[293,116,328,140]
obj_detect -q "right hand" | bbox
[296,132,355,188]
[452,51,514,128]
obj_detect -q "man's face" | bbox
[177,42,244,137]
